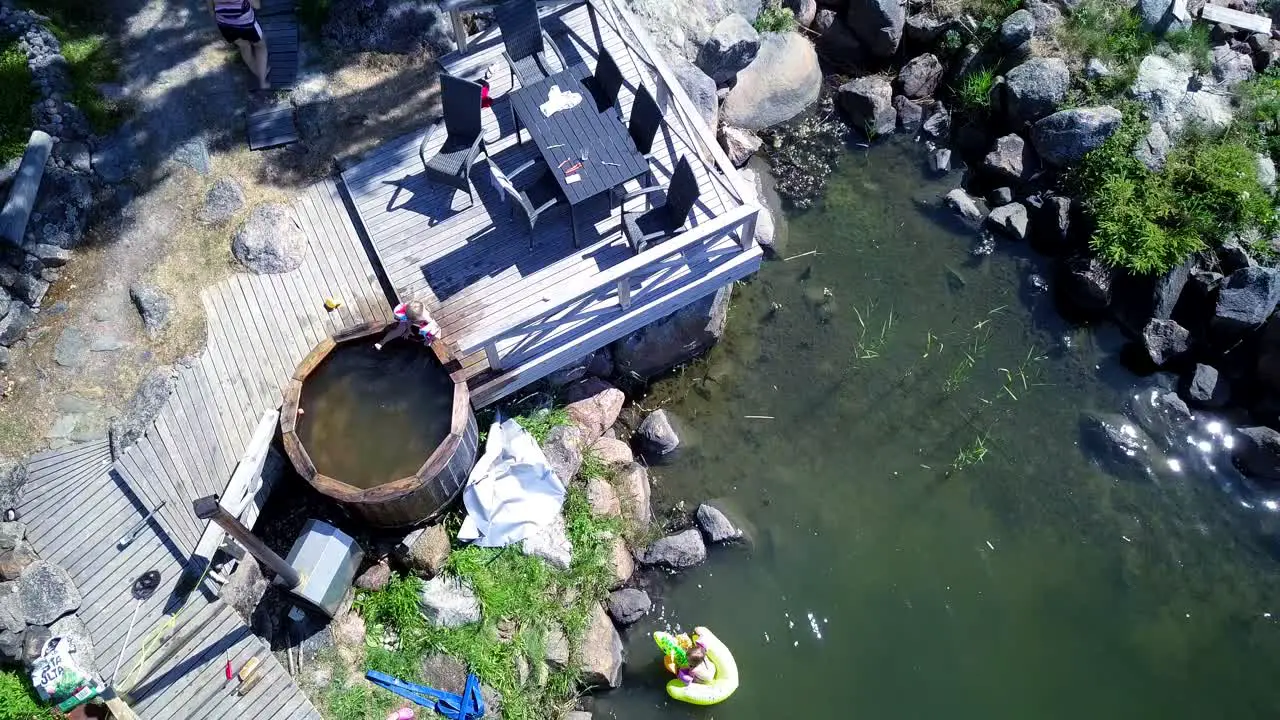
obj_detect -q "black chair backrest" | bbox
[441,74,482,141]
[663,156,699,229]
[628,84,662,155]
[592,49,624,113]
[495,0,544,62]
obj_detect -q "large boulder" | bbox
[607,588,652,625]
[1031,106,1123,166]
[636,528,708,569]
[1141,318,1190,366]
[48,615,96,675]
[720,32,822,130]
[541,424,587,486]
[612,286,731,379]
[1214,266,1280,334]
[847,0,905,57]
[637,410,681,459]
[323,0,454,55]
[695,14,760,85]
[987,202,1029,240]
[418,576,481,628]
[838,76,896,137]
[233,204,306,274]
[671,58,719,129]
[590,436,634,467]
[897,54,943,99]
[1212,44,1256,88]
[696,503,743,542]
[580,603,624,688]
[1003,58,1070,126]
[608,535,633,589]
[999,9,1035,48]
[1234,426,1280,480]
[1132,55,1233,138]
[198,177,246,225]
[586,477,621,518]
[983,134,1035,181]
[16,561,80,626]
[624,0,762,59]
[1059,256,1113,313]
[110,366,177,457]
[614,463,653,532]
[564,378,624,443]
[401,524,451,578]
[1139,0,1191,34]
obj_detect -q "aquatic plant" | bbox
[997,346,1049,401]
[852,303,896,361]
[950,435,990,472]
[942,320,994,394]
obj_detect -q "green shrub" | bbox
[512,408,569,444]
[0,670,51,720]
[1072,110,1277,274]
[753,0,797,33]
[1243,67,1280,162]
[0,41,36,164]
[54,30,125,134]
[953,67,995,114]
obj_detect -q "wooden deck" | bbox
[340,0,762,406]
[15,177,390,719]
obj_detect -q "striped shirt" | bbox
[213,0,255,27]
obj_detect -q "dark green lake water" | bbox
[595,139,1280,719]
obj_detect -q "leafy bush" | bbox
[1072,110,1277,274]
[0,40,36,163]
[0,670,51,720]
[953,67,995,114]
[753,0,797,33]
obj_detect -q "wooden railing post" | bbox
[617,276,632,309]
[484,342,503,371]
[450,8,469,53]
[739,208,758,251]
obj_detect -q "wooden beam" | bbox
[1200,3,1271,33]
[191,410,280,565]
[0,131,52,246]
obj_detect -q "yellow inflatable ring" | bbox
[665,627,738,705]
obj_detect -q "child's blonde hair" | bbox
[405,300,428,324]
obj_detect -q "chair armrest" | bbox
[621,185,666,203]
[508,157,544,179]
[540,30,567,73]
[418,122,444,163]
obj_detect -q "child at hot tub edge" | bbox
[375,300,441,350]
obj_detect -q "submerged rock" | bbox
[1141,318,1190,366]
[1234,426,1280,480]
[1185,363,1230,407]
[696,503,743,542]
[607,588,652,625]
[636,529,708,569]
[579,604,624,688]
[637,410,681,459]
[944,188,983,224]
[1080,412,1156,477]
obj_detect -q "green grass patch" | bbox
[49,26,125,135]
[753,0,797,33]
[1056,0,1152,86]
[0,40,36,164]
[0,670,52,720]
[1071,109,1276,274]
[1243,67,1280,163]
[347,484,621,720]
[1164,24,1213,75]
[953,67,994,114]
[513,408,570,445]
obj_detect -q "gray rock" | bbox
[1132,55,1233,138]
[838,75,896,137]
[8,273,48,308]
[355,561,392,591]
[0,543,35,580]
[989,187,1014,206]
[1060,256,1113,312]
[419,654,502,714]
[637,409,681,458]
[521,514,573,571]
[1152,260,1191,319]
[922,102,950,140]
[1134,121,1171,172]
[0,346,9,370]
[22,625,50,665]
[1214,266,1280,333]
[718,125,762,167]
[847,0,905,57]
[636,528,708,569]
[0,522,23,551]
[670,59,718,129]
[1219,234,1257,274]
[0,630,19,665]
[586,476,621,518]
[721,32,822,130]
[418,576,481,628]
[1258,153,1276,193]
[232,204,306,274]
[53,327,88,369]
[1000,9,1035,48]
[615,463,652,532]
[171,137,211,175]
[893,95,923,131]
[54,141,90,174]
[1185,363,1230,407]
[591,436,633,467]
[983,134,1035,181]
[696,14,760,85]
[607,588,652,625]
[109,365,176,456]
[944,188,983,224]
[987,202,1029,240]
[696,503,742,542]
[783,0,818,26]
[90,328,126,353]
[897,53,943,99]
[905,13,948,44]
[930,148,951,174]
[129,284,172,337]
[48,614,96,675]
[541,424,586,485]
[1139,0,1191,34]
[612,285,731,379]
[565,712,592,720]
[579,603,623,688]
[198,178,246,225]
[1025,0,1063,36]
[1141,319,1190,366]
[1081,412,1155,476]
[0,286,9,322]
[544,625,570,670]
[28,243,70,269]
[1085,58,1112,79]
[219,557,268,622]
[1213,44,1256,87]
[1004,57,1070,125]
[623,0,762,59]
[401,524,451,578]
[1031,105,1123,166]
[1234,426,1280,480]
[564,377,625,443]
[608,535,633,589]
[16,561,80,625]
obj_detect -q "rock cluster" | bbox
[0,522,91,670]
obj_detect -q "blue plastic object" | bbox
[365,669,486,719]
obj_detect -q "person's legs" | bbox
[233,38,256,77]
[251,23,269,89]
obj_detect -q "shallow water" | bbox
[297,340,454,489]
[595,139,1280,719]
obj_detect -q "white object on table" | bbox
[540,85,582,117]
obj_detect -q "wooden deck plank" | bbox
[166,376,223,498]
[295,185,362,329]
[317,178,389,325]
[233,274,292,402]
[150,412,209,525]
[133,430,203,546]
[202,288,258,445]
[119,447,200,550]
[220,278,275,415]
[189,353,240,481]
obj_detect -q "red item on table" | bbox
[481,82,492,109]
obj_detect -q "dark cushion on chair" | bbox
[425,137,478,178]
[622,201,677,253]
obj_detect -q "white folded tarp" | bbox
[458,418,567,548]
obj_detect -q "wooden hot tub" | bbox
[280,322,479,528]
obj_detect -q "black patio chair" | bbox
[587,48,624,115]
[628,83,664,177]
[485,157,564,248]
[495,0,567,88]
[620,156,700,254]
[419,74,486,208]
